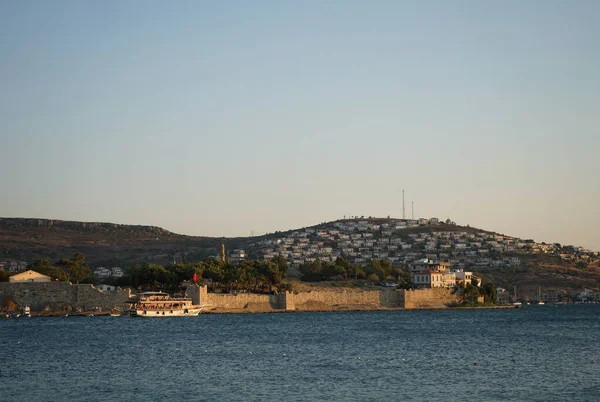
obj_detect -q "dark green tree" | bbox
[463,284,481,306]
[55,254,91,283]
[481,283,497,304]
[299,259,323,282]
[271,255,289,276]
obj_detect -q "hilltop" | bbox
[1,216,599,295]
[0,217,241,267]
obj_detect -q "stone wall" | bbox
[187,285,408,311]
[380,290,406,308]
[292,289,379,310]
[187,284,285,311]
[0,282,132,311]
[403,288,457,309]
[0,282,457,313]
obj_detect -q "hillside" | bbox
[1,217,599,295]
[0,218,249,267]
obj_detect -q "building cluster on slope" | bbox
[92,267,124,279]
[243,218,599,272]
[0,261,28,273]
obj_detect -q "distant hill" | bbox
[1,217,599,295]
[0,217,244,267]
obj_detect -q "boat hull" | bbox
[133,308,202,317]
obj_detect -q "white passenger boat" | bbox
[128,292,202,317]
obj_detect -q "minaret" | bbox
[220,243,226,262]
[402,190,405,219]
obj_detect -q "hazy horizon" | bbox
[1,2,599,250]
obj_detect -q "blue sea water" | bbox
[1,305,599,401]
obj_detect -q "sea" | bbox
[1,305,599,402]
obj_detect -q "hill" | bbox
[0,218,248,267]
[1,217,599,296]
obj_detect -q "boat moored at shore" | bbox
[127,292,202,317]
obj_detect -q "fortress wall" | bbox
[0,281,455,313]
[0,282,73,311]
[205,292,279,310]
[379,290,406,308]
[291,290,382,310]
[403,288,457,309]
[186,285,407,311]
[0,282,132,311]
[74,284,132,310]
[282,291,295,311]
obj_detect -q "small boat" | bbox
[110,308,124,317]
[127,292,202,317]
[538,286,545,305]
[512,286,521,307]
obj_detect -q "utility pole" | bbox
[412,201,414,220]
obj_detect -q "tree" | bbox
[481,283,497,304]
[255,261,283,292]
[379,260,393,278]
[324,263,346,280]
[202,259,224,288]
[56,253,92,284]
[299,259,323,282]
[130,263,172,289]
[0,269,10,282]
[165,262,204,287]
[365,260,386,281]
[346,265,363,280]
[271,255,289,276]
[30,257,67,281]
[222,262,241,292]
[366,273,380,282]
[463,284,481,306]
[335,256,351,270]
[392,267,411,288]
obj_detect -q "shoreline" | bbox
[20,304,518,317]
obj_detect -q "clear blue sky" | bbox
[1,1,599,250]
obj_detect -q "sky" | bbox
[1,1,599,250]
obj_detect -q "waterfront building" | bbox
[454,270,473,286]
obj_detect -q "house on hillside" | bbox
[9,270,51,283]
